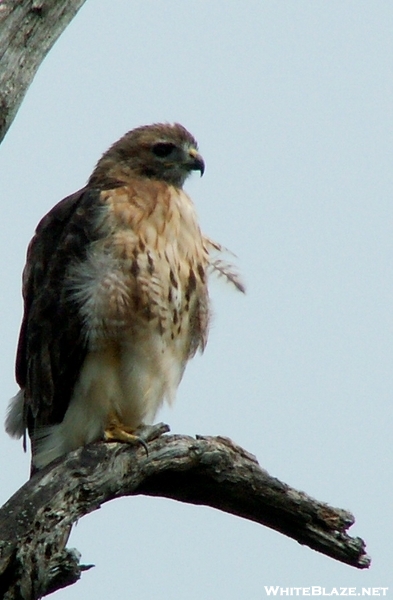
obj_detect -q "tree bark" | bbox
[0,0,87,144]
[0,424,370,599]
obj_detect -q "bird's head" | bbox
[89,123,205,189]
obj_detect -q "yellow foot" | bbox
[104,417,149,455]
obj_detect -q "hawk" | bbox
[6,123,244,471]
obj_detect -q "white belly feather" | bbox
[33,331,184,469]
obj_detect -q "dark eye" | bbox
[152,142,176,158]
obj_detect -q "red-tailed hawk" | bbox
[6,123,244,471]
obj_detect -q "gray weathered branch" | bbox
[0,424,371,599]
[0,0,87,144]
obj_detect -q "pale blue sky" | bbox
[0,2,392,598]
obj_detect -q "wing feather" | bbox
[204,237,246,293]
[15,187,104,439]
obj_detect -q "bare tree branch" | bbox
[0,424,371,599]
[0,0,87,144]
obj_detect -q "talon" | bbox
[104,416,149,456]
[135,436,149,456]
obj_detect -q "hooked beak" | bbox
[188,148,205,176]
